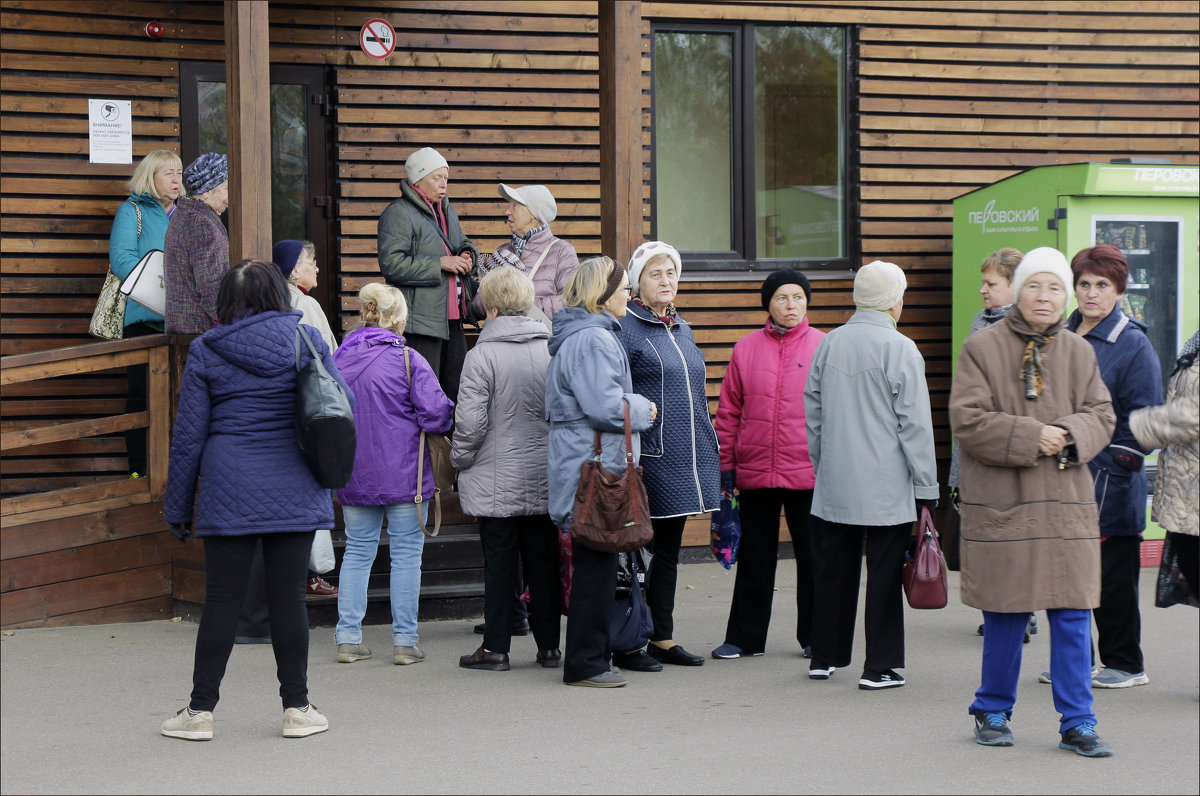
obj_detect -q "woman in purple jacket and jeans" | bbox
[333,283,454,666]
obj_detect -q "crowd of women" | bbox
[141,147,1197,758]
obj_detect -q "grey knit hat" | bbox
[183,152,228,196]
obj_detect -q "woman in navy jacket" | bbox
[1065,244,1163,689]
[161,260,348,742]
[615,241,721,670]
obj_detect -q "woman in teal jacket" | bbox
[107,149,183,474]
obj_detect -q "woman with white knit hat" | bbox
[612,241,721,670]
[803,260,939,690]
[377,146,479,402]
[951,246,1117,756]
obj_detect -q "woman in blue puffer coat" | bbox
[614,241,720,671]
[162,259,348,742]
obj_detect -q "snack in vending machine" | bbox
[1126,293,1147,322]
[1137,224,1147,249]
[1124,226,1136,250]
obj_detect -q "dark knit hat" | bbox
[599,260,627,305]
[272,240,304,279]
[760,268,812,308]
[183,152,228,196]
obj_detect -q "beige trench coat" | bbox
[949,314,1115,613]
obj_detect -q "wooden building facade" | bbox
[2,0,1197,627]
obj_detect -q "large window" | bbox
[652,23,851,270]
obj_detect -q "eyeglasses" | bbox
[620,286,632,295]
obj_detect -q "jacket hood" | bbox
[202,310,303,377]
[477,314,549,344]
[548,307,618,355]
[333,325,406,384]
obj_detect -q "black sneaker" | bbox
[858,669,905,689]
[972,710,1014,746]
[808,661,835,680]
[1059,723,1114,757]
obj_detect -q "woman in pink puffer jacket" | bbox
[711,269,825,660]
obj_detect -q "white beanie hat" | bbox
[627,241,682,291]
[498,183,557,224]
[853,260,907,311]
[405,147,449,184]
[1011,247,1072,299]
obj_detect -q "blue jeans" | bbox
[970,608,1096,734]
[336,503,426,647]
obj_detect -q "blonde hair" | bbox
[287,241,318,286]
[359,282,408,331]
[562,255,617,314]
[128,150,184,200]
[478,266,535,316]
[981,247,1022,282]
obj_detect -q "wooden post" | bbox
[146,345,171,502]
[224,0,272,262]
[599,1,644,266]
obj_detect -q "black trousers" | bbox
[407,321,467,404]
[809,517,909,672]
[235,539,270,640]
[479,515,560,654]
[190,532,314,712]
[722,489,815,654]
[1168,531,1199,602]
[563,540,617,683]
[645,515,687,643]
[122,321,160,475]
[1093,535,1144,673]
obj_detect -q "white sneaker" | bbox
[282,704,329,738]
[161,707,213,741]
[394,645,425,665]
[1093,668,1149,688]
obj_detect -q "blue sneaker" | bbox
[1059,723,1114,757]
[711,643,761,660]
[972,711,1014,746]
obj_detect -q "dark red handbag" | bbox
[902,506,948,609]
[570,402,654,554]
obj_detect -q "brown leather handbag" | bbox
[570,401,654,554]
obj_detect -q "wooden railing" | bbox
[0,335,181,628]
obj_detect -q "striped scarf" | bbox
[512,223,548,257]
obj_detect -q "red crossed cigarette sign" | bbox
[360,18,396,60]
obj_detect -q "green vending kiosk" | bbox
[951,161,1199,383]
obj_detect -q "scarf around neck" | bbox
[1008,309,1064,400]
[512,223,548,257]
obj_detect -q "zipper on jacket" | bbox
[663,321,706,510]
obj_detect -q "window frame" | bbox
[649,21,859,274]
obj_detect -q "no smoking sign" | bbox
[360,18,396,60]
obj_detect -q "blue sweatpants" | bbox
[969,608,1096,734]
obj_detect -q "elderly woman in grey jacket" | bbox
[452,267,561,672]
[546,256,656,687]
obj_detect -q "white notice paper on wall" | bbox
[88,99,132,164]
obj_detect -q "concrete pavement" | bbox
[1,562,1197,794]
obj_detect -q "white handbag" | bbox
[119,249,166,317]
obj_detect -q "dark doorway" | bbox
[180,62,337,335]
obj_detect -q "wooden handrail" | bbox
[1,337,180,526]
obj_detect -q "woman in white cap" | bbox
[612,241,721,671]
[477,183,580,328]
[377,146,479,402]
[803,260,938,690]
[951,247,1117,756]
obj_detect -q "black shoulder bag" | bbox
[294,325,357,488]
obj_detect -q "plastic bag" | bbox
[710,491,742,570]
[309,529,335,575]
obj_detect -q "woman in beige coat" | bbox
[451,267,560,671]
[950,247,1116,757]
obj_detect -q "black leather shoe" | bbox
[459,646,510,671]
[536,648,562,668]
[611,649,663,672]
[647,643,705,666]
[473,621,530,636]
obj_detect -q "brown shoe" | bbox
[306,576,338,596]
[536,648,562,668]
[459,645,510,671]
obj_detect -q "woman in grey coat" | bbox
[546,256,656,687]
[452,268,561,672]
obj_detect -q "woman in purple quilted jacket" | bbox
[161,259,348,742]
[332,282,455,668]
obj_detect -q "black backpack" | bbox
[294,325,356,488]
